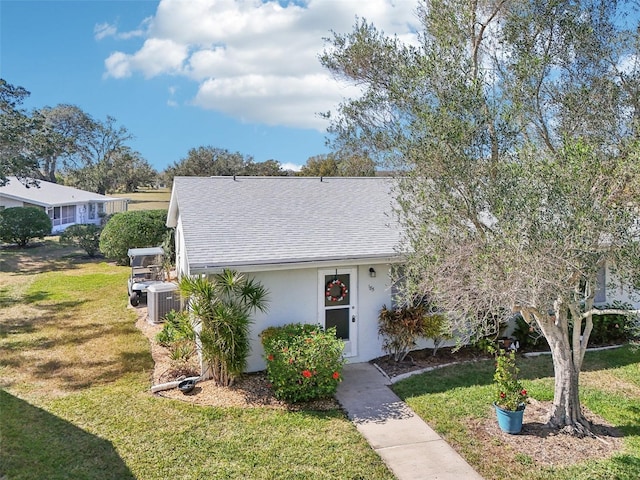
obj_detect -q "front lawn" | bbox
[392,346,640,480]
[0,244,393,480]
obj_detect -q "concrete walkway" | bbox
[335,363,483,480]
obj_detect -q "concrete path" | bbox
[335,363,483,480]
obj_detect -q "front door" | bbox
[318,268,358,357]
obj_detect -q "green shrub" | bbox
[99,210,168,264]
[155,310,194,346]
[59,224,102,257]
[422,312,451,355]
[261,323,345,403]
[0,206,52,247]
[511,314,548,350]
[377,304,428,362]
[155,310,196,372]
[589,302,637,344]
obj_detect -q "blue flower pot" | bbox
[494,403,524,434]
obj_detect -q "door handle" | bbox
[352,315,356,323]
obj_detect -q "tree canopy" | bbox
[322,0,640,434]
[0,79,41,186]
[298,153,376,176]
[162,146,290,185]
[0,79,157,193]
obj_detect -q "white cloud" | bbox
[94,18,150,41]
[94,22,117,41]
[280,162,302,172]
[103,0,420,130]
[105,38,188,79]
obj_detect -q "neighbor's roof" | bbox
[0,177,121,207]
[167,176,403,271]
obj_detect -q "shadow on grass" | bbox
[0,389,135,480]
[393,346,638,398]
[0,241,97,275]
[0,300,88,339]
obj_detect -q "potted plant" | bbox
[493,349,528,434]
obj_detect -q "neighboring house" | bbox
[167,176,404,372]
[0,177,128,233]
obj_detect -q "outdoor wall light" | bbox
[369,267,376,278]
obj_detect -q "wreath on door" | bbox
[326,279,348,302]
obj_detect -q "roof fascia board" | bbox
[188,254,405,275]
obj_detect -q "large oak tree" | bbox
[0,79,40,186]
[322,0,640,434]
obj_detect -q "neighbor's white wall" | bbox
[604,263,640,309]
[244,262,395,372]
[0,196,24,208]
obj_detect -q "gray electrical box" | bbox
[147,282,182,323]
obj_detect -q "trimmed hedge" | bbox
[0,206,52,247]
[99,210,168,264]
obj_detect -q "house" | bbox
[167,176,404,372]
[0,177,128,233]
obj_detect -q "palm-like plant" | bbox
[179,269,269,386]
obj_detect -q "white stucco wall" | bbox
[0,196,24,208]
[240,263,395,372]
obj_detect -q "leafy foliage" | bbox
[377,304,428,362]
[59,223,102,257]
[156,310,196,371]
[0,79,41,185]
[298,153,376,176]
[322,0,640,431]
[589,302,639,344]
[0,206,51,247]
[99,210,168,264]
[261,323,345,402]
[422,312,451,356]
[179,270,269,386]
[155,309,194,346]
[163,146,288,186]
[493,349,528,412]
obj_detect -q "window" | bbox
[50,205,76,227]
[88,203,97,220]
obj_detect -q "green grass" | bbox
[111,188,170,211]
[0,248,394,480]
[392,347,640,480]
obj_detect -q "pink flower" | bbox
[302,370,312,378]
[521,389,527,396]
[500,392,506,398]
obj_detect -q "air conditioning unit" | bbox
[147,282,182,323]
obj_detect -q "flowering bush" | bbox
[261,323,345,402]
[493,349,528,411]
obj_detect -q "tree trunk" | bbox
[531,309,592,436]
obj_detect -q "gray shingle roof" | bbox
[167,176,403,270]
[0,177,120,207]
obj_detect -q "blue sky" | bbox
[0,0,420,172]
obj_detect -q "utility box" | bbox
[147,282,182,323]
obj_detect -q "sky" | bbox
[0,0,421,172]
